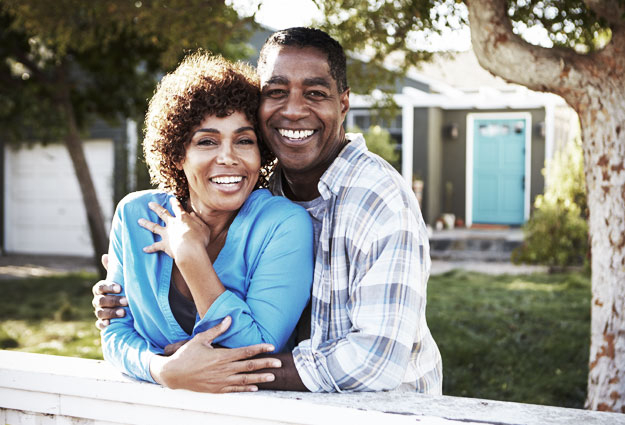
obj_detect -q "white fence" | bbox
[1,350,623,425]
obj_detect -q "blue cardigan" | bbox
[101,189,314,383]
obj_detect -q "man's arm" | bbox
[289,206,441,393]
[254,352,307,391]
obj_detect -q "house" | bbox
[1,40,575,256]
[347,50,577,227]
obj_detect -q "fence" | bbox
[1,350,623,425]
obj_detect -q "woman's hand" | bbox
[139,199,210,260]
[150,316,282,393]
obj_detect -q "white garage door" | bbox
[4,140,114,256]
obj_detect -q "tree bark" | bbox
[56,70,108,277]
[466,0,625,411]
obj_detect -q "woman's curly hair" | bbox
[143,51,275,201]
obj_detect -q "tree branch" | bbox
[0,68,22,87]
[583,0,625,26]
[466,0,610,106]
[8,47,52,84]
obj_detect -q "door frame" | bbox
[465,112,532,227]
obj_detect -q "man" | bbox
[94,27,442,393]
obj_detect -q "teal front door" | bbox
[472,118,526,225]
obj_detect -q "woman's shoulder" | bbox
[241,189,311,226]
[116,190,172,215]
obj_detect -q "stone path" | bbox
[0,254,547,280]
[0,254,97,280]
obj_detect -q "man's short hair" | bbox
[258,27,349,93]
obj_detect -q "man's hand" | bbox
[164,339,188,356]
[150,316,282,393]
[92,254,127,330]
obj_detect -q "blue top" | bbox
[101,189,314,383]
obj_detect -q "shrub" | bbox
[349,125,399,167]
[512,201,588,267]
[513,131,588,267]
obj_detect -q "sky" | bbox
[228,0,480,51]
[228,0,324,30]
[228,0,556,51]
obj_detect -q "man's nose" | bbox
[280,92,309,121]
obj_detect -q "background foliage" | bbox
[348,125,399,168]
[513,131,589,267]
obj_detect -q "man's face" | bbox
[258,46,349,179]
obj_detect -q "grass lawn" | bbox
[1,269,590,408]
[427,269,590,408]
[0,273,102,359]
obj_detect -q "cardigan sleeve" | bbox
[100,200,161,383]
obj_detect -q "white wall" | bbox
[4,140,114,256]
[1,351,622,425]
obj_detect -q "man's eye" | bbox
[307,90,327,98]
[265,89,287,98]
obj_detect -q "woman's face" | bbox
[178,111,260,218]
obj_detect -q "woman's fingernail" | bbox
[120,297,128,306]
[116,308,125,317]
[271,361,281,368]
[265,374,275,382]
[138,218,145,225]
[113,284,121,292]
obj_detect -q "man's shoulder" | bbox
[335,147,414,213]
[326,136,426,239]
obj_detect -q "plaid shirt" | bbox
[285,134,442,393]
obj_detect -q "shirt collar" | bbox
[270,133,367,201]
[318,133,367,200]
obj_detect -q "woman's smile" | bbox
[178,111,261,220]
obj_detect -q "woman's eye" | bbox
[237,138,256,145]
[197,138,216,146]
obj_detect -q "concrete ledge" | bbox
[1,350,623,424]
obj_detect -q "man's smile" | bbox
[278,128,316,141]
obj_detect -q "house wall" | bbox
[3,350,621,425]
[426,107,443,225]
[440,108,546,224]
[3,140,114,256]
[412,108,430,221]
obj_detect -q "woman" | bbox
[101,52,314,388]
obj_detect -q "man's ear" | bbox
[340,88,350,118]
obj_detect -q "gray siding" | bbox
[412,108,430,221]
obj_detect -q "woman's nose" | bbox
[216,143,238,165]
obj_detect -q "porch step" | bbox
[429,228,523,262]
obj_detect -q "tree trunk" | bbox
[581,81,625,412]
[466,0,625,411]
[56,83,108,277]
